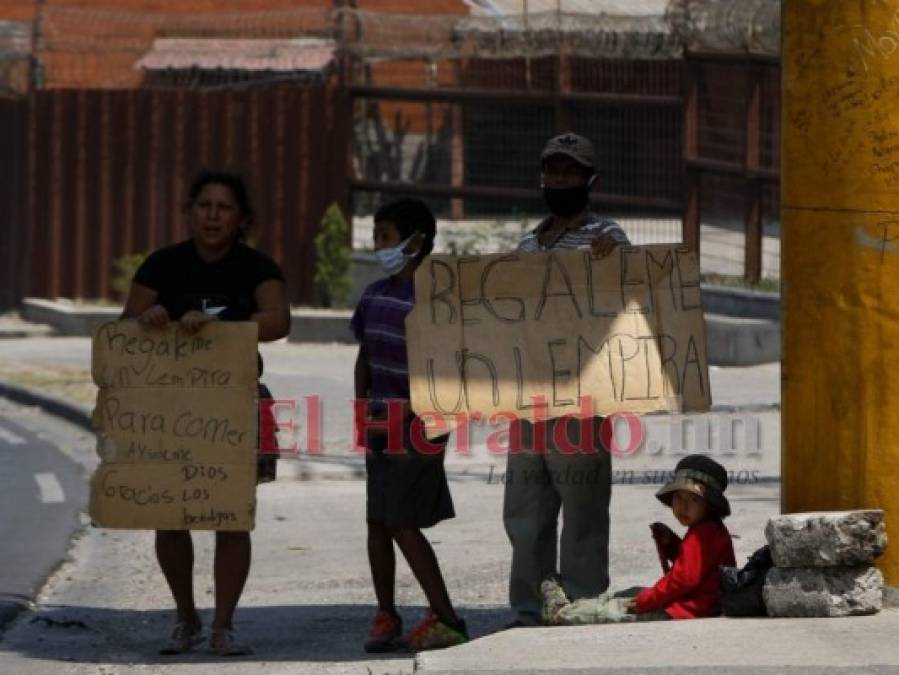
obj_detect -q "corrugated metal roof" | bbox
[136,38,335,72]
[464,0,670,17]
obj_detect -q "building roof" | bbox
[136,37,335,73]
[0,20,30,56]
[0,21,31,97]
[464,0,670,17]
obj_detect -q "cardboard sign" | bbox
[407,245,711,428]
[89,321,258,531]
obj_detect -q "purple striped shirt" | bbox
[351,277,415,407]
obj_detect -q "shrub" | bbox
[314,203,352,307]
[111,251,148,300]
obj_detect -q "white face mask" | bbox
[375,235,421,276]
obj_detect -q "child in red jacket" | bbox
[542,455,736,625]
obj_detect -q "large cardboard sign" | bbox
[89,321,258,530]
[407,245,711,427]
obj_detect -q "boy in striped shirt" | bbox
[352,198,467,653]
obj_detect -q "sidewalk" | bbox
[415,611,899,674]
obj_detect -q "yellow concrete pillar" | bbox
[783,1,899,582]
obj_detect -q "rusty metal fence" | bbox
[684,53,781,285]
[0,84,349,308]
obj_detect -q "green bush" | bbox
[111,251,148,300]
[314,203,352,307]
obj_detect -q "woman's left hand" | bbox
[179,310,218,333]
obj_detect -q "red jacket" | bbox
[634,519,736,619]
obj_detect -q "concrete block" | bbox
[764,566,883,617]
[349,251,381,306]
[701,284,780,321]
[765,510,887,568]
[704,313,780,366]
[22,298,120,337]
[288,308,353,344]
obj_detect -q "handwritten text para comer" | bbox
[99,397,249,446]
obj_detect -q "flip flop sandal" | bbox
[207,629,254,656]
[159,621,204,655]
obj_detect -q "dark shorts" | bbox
[365,426,455,530]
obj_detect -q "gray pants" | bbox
[502,417,612,625]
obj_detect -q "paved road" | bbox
[0,404,89,632]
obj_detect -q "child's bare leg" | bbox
[368,522,397,614]
[391,527,458,624]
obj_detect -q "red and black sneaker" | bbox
[396,610,468,652]
[364,610,403,653]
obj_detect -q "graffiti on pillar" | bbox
[851,9,899,74]
[854,219,899,261]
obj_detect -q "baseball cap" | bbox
[540,132,595,169]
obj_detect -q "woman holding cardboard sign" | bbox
[121,170,290,656]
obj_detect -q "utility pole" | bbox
[782,0,899,583]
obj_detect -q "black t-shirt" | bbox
[133,240,284,321]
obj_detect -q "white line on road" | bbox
[34,473,65,504]
[0,425,25,445]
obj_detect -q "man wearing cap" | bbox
[503,132,630,627]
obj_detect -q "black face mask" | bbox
[542,184,590,217]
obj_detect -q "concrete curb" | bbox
[705,313,780,366]
[21,299,119,338]
[0,380,93,431]
[288,308,354,344]
[0,329,54,340]
[0,595,30,634]
[701,284,779,321]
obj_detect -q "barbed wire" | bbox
[30,2,779,58]
[666,0,779,56]
[0,1,780,94]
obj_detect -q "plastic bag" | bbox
[720,544,773,617]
